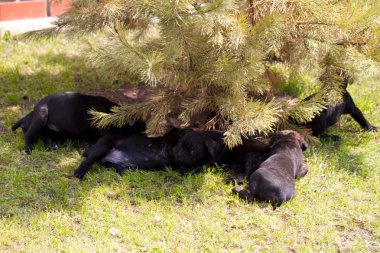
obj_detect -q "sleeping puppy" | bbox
[75,128,226,179]
[171,129,227,174]
[174,130,270,175]
[74,131,182,179]
[221,136,270,185]
[220,136,270,174]
[12,92,145,154]
[232,130,308,209]
[302,85,377,142]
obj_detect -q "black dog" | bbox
[221,136,270,174]
[303,87,377,142]
[74,128,272,179]
[173,130,271,176]
[74,131,181,179]
[12,92,145,153]
[171,129,227,174]
[74,128,227,179]
[232,130,308,208]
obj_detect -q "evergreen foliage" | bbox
[28,0,380,147]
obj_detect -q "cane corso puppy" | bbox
[12,92,145,153]
[171,129,227,174]
[303,86,377,142]
[74,129,270,179]
[220,136,270,174]
[74,128,228,179]
[74,131,181,179]
[174,130,271,175]
[232,130,308,209]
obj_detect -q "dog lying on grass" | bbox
[173,129,271,174]
[74,132,181,179]
[232,130,308,209]
[12,92,145,154]
[171,129,227,174]
[74,129,224,179]
[74,128,229,179]
[75,128,272,179]
[303,86,377,142]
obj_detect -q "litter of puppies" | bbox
[12,90,377,208]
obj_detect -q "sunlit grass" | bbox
[0,35,379,252]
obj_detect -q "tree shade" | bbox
[28,0,380,147]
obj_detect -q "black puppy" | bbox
[74,128,233,179]
[220,136,270,174]
[174,130,271,175]
[74,131,182,179]
[303,86,377,142]
[220,136,270,185]
[12,92,145,153]
[232,130,308,209]
[171,129,227,174]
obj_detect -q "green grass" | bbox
[0,36,379,252]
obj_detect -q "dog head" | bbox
[270,130,308,151]
[172,129,221,167]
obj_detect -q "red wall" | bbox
[49,0,72,16]
[0,0,47,21]
[0,0,72,21]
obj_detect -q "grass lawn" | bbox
[0,35,379,252]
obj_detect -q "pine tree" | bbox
[28,0,380,147]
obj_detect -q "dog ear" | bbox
[291,130,308,151]
[269,132,281,147]
[204,138,218,156]
[301,140,308,151]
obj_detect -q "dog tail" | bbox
[11,112,32,132]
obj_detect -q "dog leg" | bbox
[74,135,117,179]
[24,106,48,154]
[296,164,308,179]
[345,93,377,131]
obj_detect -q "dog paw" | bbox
[232,187,251,200]
[232,186,244,194]
[74,168,86,179]
[369,125,378,132]
[25,147,32,155]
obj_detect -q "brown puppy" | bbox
[233,130,308,208]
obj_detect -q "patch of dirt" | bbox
[338,218,375,252]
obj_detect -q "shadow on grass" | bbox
[307,129,377,177]
[0,43,210,220]
[0,54,110,106]
[0,143,208,218]
[1,37,378,226]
